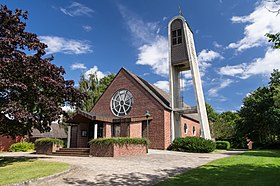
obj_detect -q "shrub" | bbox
[35,138,64,147]
[216,141,231,150]
[9,142,34,152]
[171,137,216,153]
[89,137,148,146]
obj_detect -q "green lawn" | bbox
[0,157,70,185]
[157,150,280,186]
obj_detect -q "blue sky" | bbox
[2,0,280,112]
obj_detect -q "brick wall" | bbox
[163,110,171,149]
[103,123,112,138]
[91,69,167,149]
[90,144,147,157]
[0,135,22,151]
[181,117,201,137]
[129,122,142,138]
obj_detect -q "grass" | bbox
[0,157,70,185]
[157,150,280,186]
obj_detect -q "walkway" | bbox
[1,150,244,185]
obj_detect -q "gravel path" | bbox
[1,150,244,186]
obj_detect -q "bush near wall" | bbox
[89,137,148,146]
[9,142,34,152]
[171,137,216,153]
[216,141,231,150]
[35,138,64,147]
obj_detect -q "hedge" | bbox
[216,141,231,150]
[89,137,148,146]
[171,137,216,153]
[9,142,34,152]
[34,138,64,147]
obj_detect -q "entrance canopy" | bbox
[67,110,152,124]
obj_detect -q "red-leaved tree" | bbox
[0,5,85,136]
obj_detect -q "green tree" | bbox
[238,70,280,145]
[216,111,240,140]
[0,5,85,137]
[79,72,115,111]
[205,103,219,138]
[266,33,280,49]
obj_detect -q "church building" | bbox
[67,67,201,150]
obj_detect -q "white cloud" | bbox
[118,5,160,46]
[219,64,246,77]
[136,37,169,76]
[71,63,86,70]
[60,2,94,17]
[228,1,280,51]
[208,79,234,97]
[197,49,224,77]
[213,41,222,48]
[219,48,280,79]
[82,25,92,32]
[40,36,92,55]
[84,66,107,80]
[118,5,169,77]
[198,49,224,62]
[154,80,169,93]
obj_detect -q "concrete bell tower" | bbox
[168,15,211,140]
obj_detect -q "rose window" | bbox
[111,89,134,116]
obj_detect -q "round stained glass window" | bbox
[111,89,134,116]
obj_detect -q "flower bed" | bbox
[35,138,63,154]
[89,137,148,157]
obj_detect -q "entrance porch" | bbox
[66,110,152,148]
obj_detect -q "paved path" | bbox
[1,150,244,186]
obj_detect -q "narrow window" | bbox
[184,123,188,134]
[172,29,182,46]
[193,126,196,136]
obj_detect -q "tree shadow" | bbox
[241,150,280,158]
[159,163,280,185]
[63,167,191,185]
[0,157,35,167]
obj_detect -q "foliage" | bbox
[205,103,219,138]
[156,150,280,186]
[89,137,148,146]
[171,137,216,153]
[238,70,280,146]
[0,5,85,137]
[34,138,64,147]
[206,103,239,141]
[266,33,280,49]
[215,111,239,140]
[215,141,230,150]
[79,73,115,111]
[0,157,69,185]
[9,142,34,152]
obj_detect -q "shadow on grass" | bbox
[63,167,191,186]
[0,156,51,167]
[157,163,280,186]
[242,150,280,158]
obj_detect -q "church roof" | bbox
[121,68,200,122]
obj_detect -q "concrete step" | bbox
[53,148,90,157]
[52,152,89,157]
[58,148,90,152]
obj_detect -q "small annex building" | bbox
[68,68,201,150]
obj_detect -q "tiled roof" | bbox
[122,68,199,122]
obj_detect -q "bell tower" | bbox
[168,15,211,140]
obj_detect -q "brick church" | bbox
[68,67,201,150]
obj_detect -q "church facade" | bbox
[68,68,201,150]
